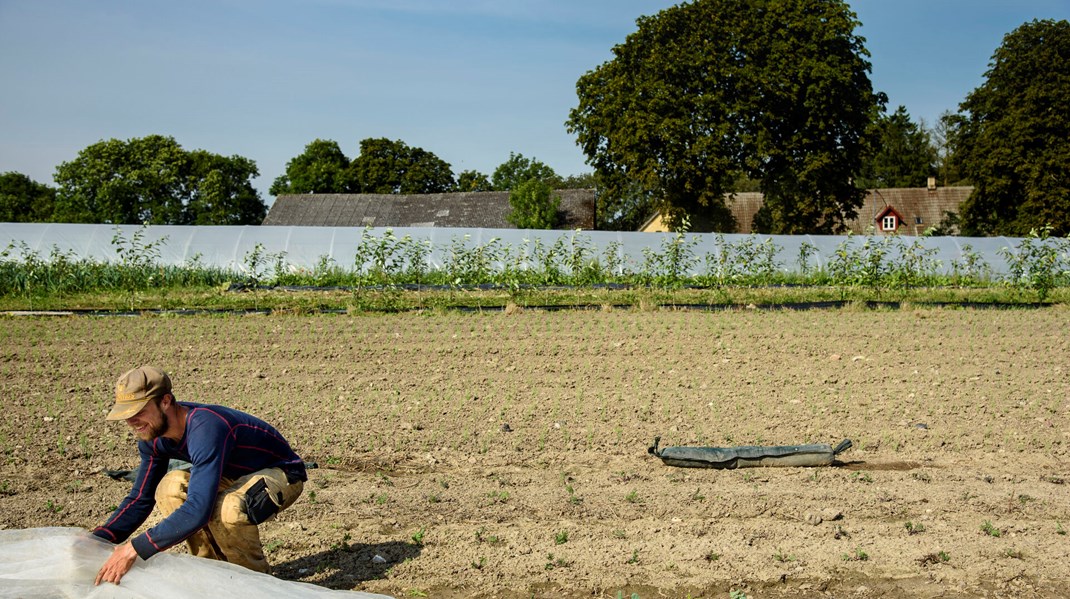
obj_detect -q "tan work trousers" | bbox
[155,467,304,573]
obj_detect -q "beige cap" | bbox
[108,366,172,421]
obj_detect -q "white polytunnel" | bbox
[0,527,392,599]
[0,222,1055,277]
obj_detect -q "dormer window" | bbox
[874,206,904,233]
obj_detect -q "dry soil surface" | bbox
[1,306,1068,598]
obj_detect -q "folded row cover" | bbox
[649,437,853,468]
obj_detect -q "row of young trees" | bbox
[1,2,1066,235]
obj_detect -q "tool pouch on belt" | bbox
[244,478,281,525]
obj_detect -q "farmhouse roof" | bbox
[849,187,971,236]
[643,186,973,234]
[263,190,597,230]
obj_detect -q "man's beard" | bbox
[140,409,169,441]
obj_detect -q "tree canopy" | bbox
[52,135,265,225]
[0,172,56,223]
[930,110,967,188]
[185,151,267,225]
[491,152,561,191]
[567,0,883,233]
[954,19,1070,237]
[456,170,492,192]
[349,138,456,194]
[269,139,352,195]
[856,106,936,189]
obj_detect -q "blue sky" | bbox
[1,1,1067,202]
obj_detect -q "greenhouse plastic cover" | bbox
[0,527,393,599]
[0,222,1036,276]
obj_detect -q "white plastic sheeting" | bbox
[0,527,393,599]
[0,222,1038,276]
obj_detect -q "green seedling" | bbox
[411,527,426,546]
[554,530,569,545]
[565,483,581,505]
[842,548,868,561]
[544,553,570,570]
[474,527,503,545]
[905,521,926,535]
[773,549,795,563]
[918,551,950,566]
[981,520,1002,537]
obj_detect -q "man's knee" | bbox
[219,491,249,527]
[155,469,190,505]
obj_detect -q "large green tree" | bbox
[491,152,561,191]
[456,170,492,192]
[186,151,266,225]
[270,139,352,195]
[349,138,455,194]
[856,106,936,189]
[598,181,659,231]
[52,135,265,225]
[0,172,56,222]
[558,172,598,190]
[567,0,883,233]
[954,19,1070,237]
[930,110,967,187]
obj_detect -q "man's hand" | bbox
[95,542,138,586]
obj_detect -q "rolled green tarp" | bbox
[648,437,852,469]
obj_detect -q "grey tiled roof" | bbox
[263,190,596,229]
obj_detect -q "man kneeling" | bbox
[93,366,306,585]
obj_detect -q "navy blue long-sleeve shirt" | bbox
[92,402,306,559]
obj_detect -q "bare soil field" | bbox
[1,306,1068,598]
